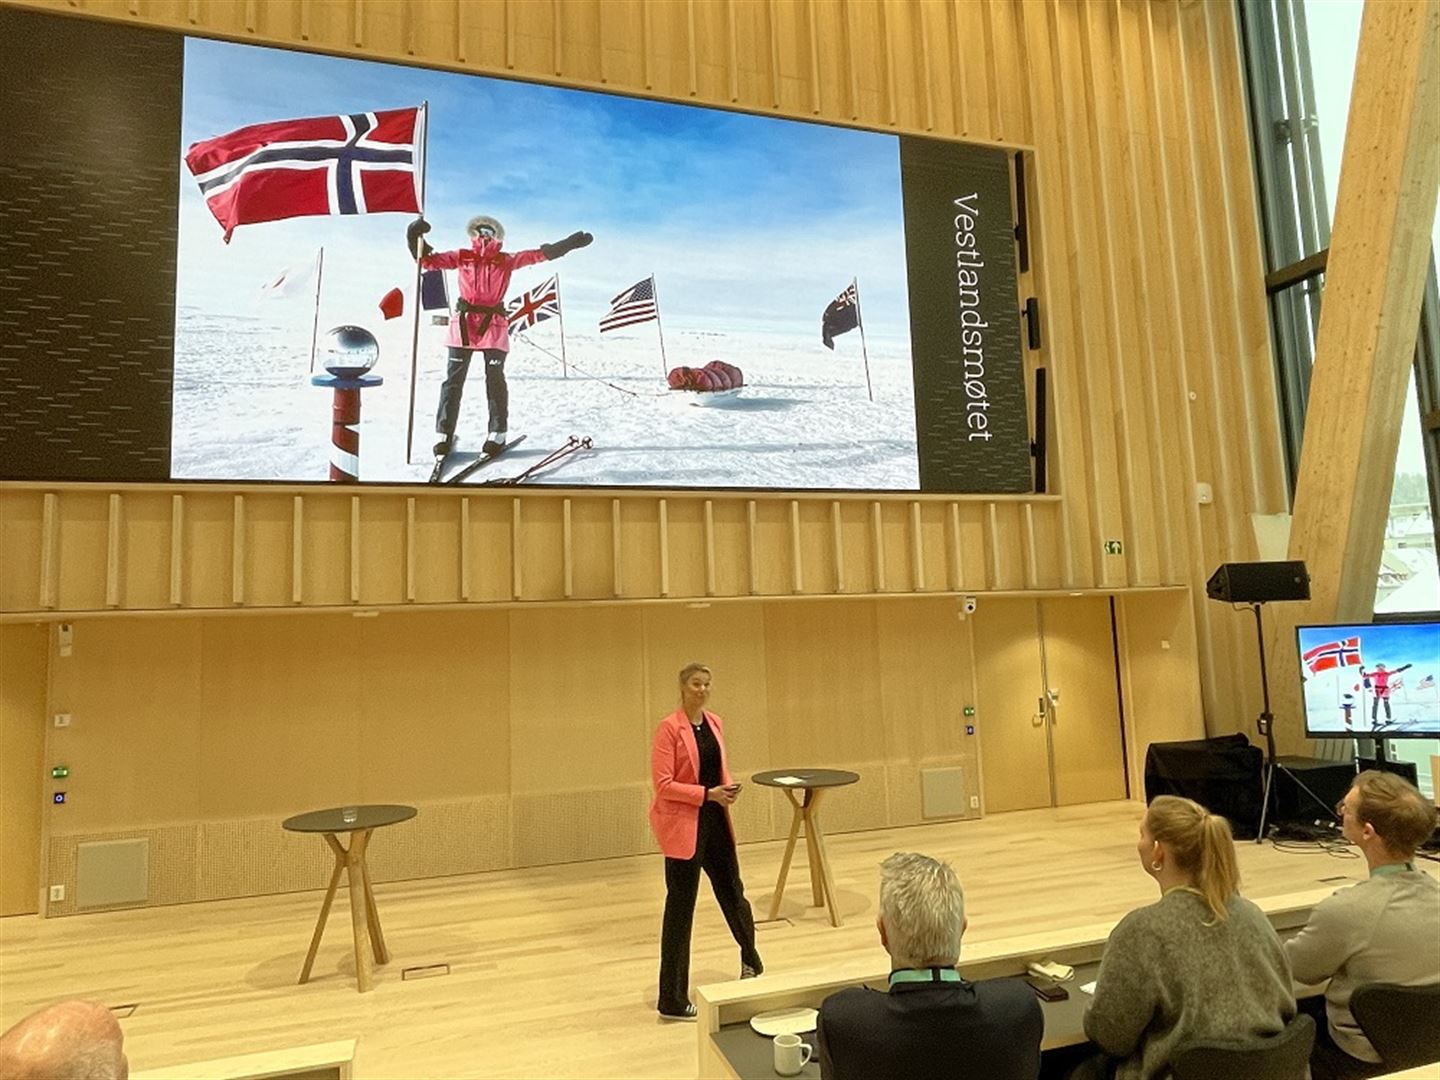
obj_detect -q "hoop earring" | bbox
[1150,861,1163,872]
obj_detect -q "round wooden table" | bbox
[282,804,416,993]
[752,769,859,927]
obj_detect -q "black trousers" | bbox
[435,346,508,439]
[657,803,760,1011]
[1371,695,1392,721]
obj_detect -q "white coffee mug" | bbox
[773,1032,812,1076]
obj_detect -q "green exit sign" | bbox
[1103,539,1124,555]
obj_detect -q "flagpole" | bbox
[650,274,668,377]
[404,100,429,465]
[852,275,873,403]
[308,246,324,374]
[556,272,569,379]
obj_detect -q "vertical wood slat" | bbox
[299,0,310,41]
[728,0,740,102]
[949,0,967,134]
[39,493,58,610]
[878,0,897,125]
[917,1,935,130]
[843,0,861,121]
[169,495,184,606]
[562,498,573,598]
[687,0,699,96]
[704,500,717,595]
[768,0,783,108]
[789,500,803,593]
[611,498,623,598]
[1023,503,1039,587]
[455,0,466,63]
[806,0,821,114]
[350,496,361,603]
[187,0,202,25]
[831,500,845,592]
[642,0,653,89]
[232,495,245,605]
[352,0,363,48]
[746,500,759,595]
[511,498,523,599]
[404,497,416,602]
[871,501,886,592]
[291,496,304,605]
[504,0,515,69]
[404,0,416,55]
[986,502,1002,588]
[243,0,257,33]
[105,494,121,608]
[948,502,963,590]
[460,497,471,601]
[658,498,670,597]
[979,0,1001,137]
[552,0,563,75]
[909,501,925,590]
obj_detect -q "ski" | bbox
[441,435,529,485]
[487,435,592,486]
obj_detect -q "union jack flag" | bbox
[599,276,658,333]
[184,107,424,242]
[1302,637,1362,676]
[507,275,560,332]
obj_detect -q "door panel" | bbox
[1042,597,1128,805]
[975,599,1051,812]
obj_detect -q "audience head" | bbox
[1139,795,1240,922]
[875,852,967,969]
[0,999,128,1079]
[1341,770,1437,861]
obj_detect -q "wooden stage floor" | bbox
[0,801,1380,1078]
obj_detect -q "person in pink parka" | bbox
[649,662,764,1020]
[407,214,591,459]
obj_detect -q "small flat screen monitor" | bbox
[1297,622,1440,739]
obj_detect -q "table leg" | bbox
[298,834,347,985]
[807,796,843,927]
[803,790,825,907]
[768,790,804,921]
[345,829,374,992]
[359,837,389,965]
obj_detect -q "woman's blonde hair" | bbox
[1145,795,1240,922]
[678,662,711,686]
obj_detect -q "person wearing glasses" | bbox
[1286,771,1440,1079]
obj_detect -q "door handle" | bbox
[1034,697,1046,727]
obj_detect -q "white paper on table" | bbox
[1080,981,1097,995]
[770,775,806,785]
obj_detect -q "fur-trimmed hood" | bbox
[466,214,505,243]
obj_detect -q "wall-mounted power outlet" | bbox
[969,795,980,809]
[53,713,71,728]
[49,885,65,902]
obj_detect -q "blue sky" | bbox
[178,38,911,342]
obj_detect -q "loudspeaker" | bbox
[1269,756,1353,826]
[1206,561,1310,603]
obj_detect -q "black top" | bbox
[816,976,1043,1080]
[281,804,417,833]
[693,716,722,789]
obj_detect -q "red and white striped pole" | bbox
[312,371,382,483]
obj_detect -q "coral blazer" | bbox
[648,709,735,860]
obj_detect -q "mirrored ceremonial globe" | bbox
[320,325,380,377]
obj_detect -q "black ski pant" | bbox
[435,346,508,441]
[1372,695,1392,722]
[657,802,760,1012]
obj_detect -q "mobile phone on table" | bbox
[1026,976,1069,1002]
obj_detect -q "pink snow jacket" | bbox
[421,235,547,352]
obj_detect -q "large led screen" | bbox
[0,8,1033,492]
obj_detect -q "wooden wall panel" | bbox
[0,624,46,916]
[1,0,1284,744]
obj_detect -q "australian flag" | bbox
[184,107,424,242]
[507,275,560,332]
[822,281,860,349]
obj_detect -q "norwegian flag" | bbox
[184,107,424,242]
[1302,637,1362,676]
[507,275,560,332]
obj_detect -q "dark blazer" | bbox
[816,975,1043,1080]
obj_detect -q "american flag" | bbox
[184,107,424,242]
[599,276,658,333]
[507,275,560,332]
[1302,637,1362,676]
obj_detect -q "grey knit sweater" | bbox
[1083,888,1296,1080]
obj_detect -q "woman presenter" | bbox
[649,663,764,1020]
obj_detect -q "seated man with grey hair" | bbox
[0,999,128,1079]
[816,852,1042,1080]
